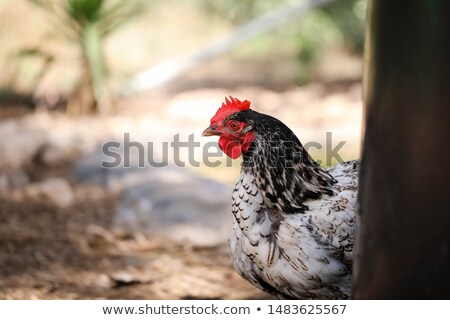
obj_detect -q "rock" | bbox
[74,151,232,247]
[110,271,141,288]
[72,138,233,247]
[39,141,81,167]
[96,274,113,289]
[26,177,74,208]
[112,167,232,247]
[0,120,46,170]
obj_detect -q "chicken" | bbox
[202,96,358,299]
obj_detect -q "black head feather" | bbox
[230,110,336,213]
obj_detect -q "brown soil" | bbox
[0,185,269,300]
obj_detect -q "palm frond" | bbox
[25,0,148,113]
[66,0,104,23]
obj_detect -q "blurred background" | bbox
[0,0,365,299]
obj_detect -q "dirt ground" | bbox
[0,181,269,300]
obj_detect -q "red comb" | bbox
[211,96,251,124]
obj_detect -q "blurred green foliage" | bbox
[195,0,366,53]
[323,0,366,53]
[4,0,365,107]
[193,0,366,83]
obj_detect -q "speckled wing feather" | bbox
[229,160,358,299]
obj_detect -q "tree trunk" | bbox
[353,0,450,298]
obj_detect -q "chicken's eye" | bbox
[228,121,240,131]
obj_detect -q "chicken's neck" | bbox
[241,134,336,214]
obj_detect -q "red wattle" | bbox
[219,136,242,159]
[218,132,255,160]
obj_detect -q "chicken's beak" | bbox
[202,126,220,137]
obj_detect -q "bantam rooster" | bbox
[203,96,358,299]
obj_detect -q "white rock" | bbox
[0,120,46,169]
[111,167,232,247]
[26,177,74,208]
[40,142,81,166]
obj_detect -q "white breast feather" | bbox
[229,161,358,299]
